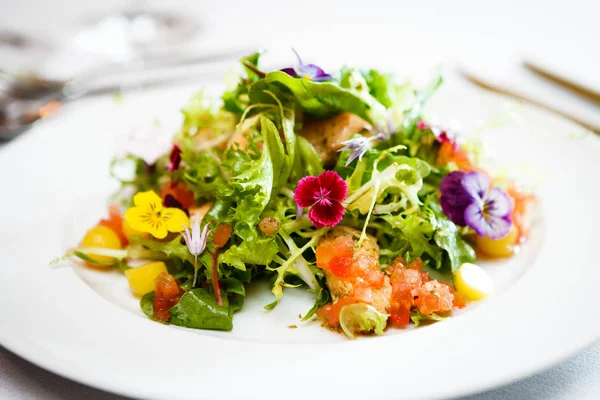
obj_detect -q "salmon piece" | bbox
[298,113,369,167]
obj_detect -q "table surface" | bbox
[1,0,599,399]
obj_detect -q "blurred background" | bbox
[1,0,600,141]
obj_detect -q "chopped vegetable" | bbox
[124,261,168,297]
[80,225,122,266]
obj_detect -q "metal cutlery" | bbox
[0,48,250,141]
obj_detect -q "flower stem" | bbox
[192,255,199,288]
[243,61,266,78]
[211,249,223,306]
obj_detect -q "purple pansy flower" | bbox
[440,171,514,239]
[280,49,332,82]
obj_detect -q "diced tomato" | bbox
[98,204,127,246]
[506,184,536,241]
[317,296,362,327]
[437,142,473,171]
[452,291,468,309]
[153,272,184,322]
[389,283,412,326]
[316,236,355,272]
[329,256,353,278]
[354,254,385,287]
[408,258,423,271]
[415,281,454,315]
[160,182,196,209]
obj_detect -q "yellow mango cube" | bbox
[124,262,168,297]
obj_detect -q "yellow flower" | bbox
[124,191,190,239]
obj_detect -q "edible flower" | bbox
[418,120,472,170]
[124,191,189,239]
[163,194,189,216]
[417,120,456,147]
[168,144,182,172]
[339,134,380,166]
[280,49,332,82]
[181,215,210,258]
[118,120,173,165]
[294,170,348,227]
[181,214,211,288]
[440,171,513,239]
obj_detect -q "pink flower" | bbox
[294,171,348,228]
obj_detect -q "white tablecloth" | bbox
[2,343,599,399]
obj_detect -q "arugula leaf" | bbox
[169,288,233,331]
[250,71,373,124]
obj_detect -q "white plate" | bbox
[1,73,599,400]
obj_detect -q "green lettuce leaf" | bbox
[293,136,324,179]
[169,288,233,331]
[361,69,413,110]
[222,52,264,115]
[410,311,446,327]
[339,303,389,339]
[302,282,330,321]
[345,152,426,215]
[379,211,442,264]
[180,150,227,200]
[140,291,155,319]
[249,71,373,124]
[220,237,279,271]
[434,219,476,274]
[395,69,443,146]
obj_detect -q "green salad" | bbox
[56,50,535,339]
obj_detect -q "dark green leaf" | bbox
[228,294,244,319]
[169,288,233,331]
[302,285,331,321]
[434,219,476,274]
[140,292,155,319]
